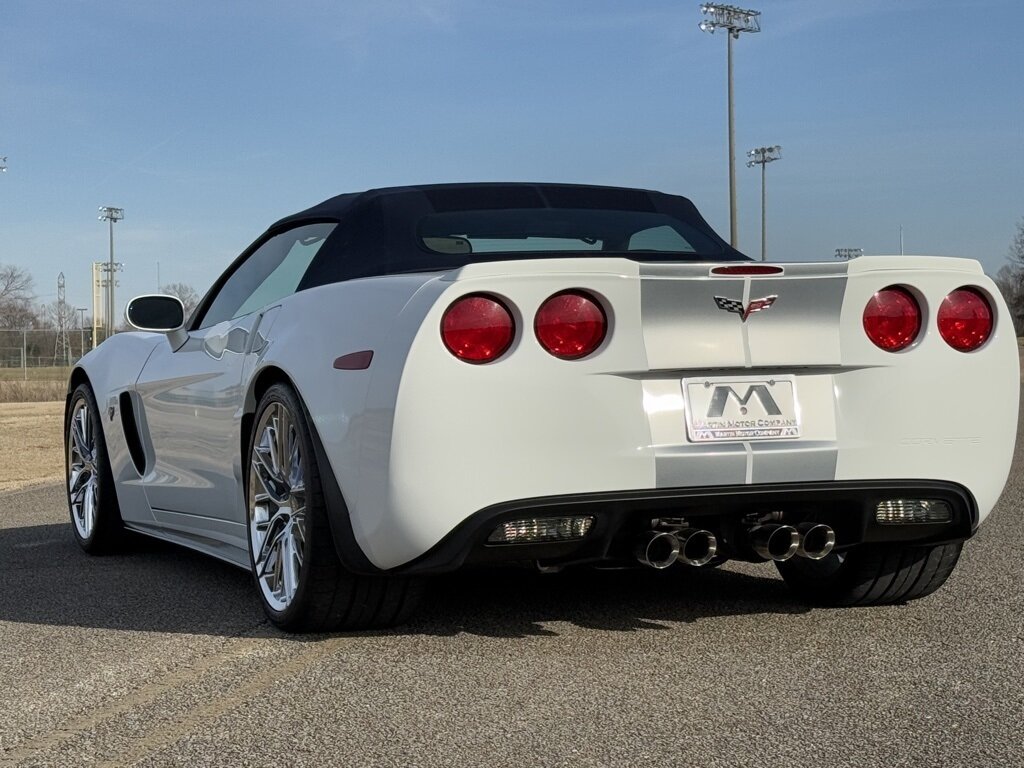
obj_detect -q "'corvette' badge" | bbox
[714,295,777,322]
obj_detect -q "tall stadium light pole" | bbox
[746,145,781,261]
[77,308,87,360]
[98,206,124,338]
[699,4,761,248]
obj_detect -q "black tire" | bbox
[246,383,421,632]
[65,383,125,553]
[776,541,963,606]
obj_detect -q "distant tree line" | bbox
[0,263,201,331]
[994,218,1024,335]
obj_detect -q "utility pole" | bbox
[98,206,124,338]
[77,308,87,360]
[746,145,782,261]
[699,4,761,248]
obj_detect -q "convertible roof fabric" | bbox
[272,183,749,284]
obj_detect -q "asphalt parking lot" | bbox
[1,443,1022,767]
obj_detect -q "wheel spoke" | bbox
[271,540,284,594]
[281,530,299,600]
[286,427,302,489]
[255,513,289,573]
[258,531,283,581]
[83,482,97,534]
[266,412,282,478]
[70,466,90,495]
[274,410,290,485]
[70,412,88,459]
[251,448,285,502]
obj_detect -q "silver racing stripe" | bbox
[638,263,849,488]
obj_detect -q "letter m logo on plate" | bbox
[705,384,782,418]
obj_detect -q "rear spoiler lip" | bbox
[434,254,986,283]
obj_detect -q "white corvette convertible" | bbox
[65,183,1019,631]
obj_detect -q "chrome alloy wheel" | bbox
[67,398,99,540]
[248,402,307,612]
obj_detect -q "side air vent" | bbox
[119,392,148,475]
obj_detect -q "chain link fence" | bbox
[0,328,114,378]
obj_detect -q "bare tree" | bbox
[1011,217,1024,268]
[161,282,201,315]
[41,299,79,331]
[0,264,38,329]
[994,218,1024,335]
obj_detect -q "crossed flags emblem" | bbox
[713,295,777,322]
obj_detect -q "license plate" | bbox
[683,376,801,443]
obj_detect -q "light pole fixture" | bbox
[699,3,761,249]
[98,206,124,338]
[835,248,864,260]
[0,156,7,173]
[746,144,782,262]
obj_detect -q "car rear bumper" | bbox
[391,479,977,575]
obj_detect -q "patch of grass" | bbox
[0,366,72,382]
[0,379,67,403]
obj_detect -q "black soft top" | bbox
[272,183,749,287]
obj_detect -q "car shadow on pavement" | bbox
[0,522,810,638]
[394,564,810,639]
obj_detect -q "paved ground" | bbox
[1,453,1022,766]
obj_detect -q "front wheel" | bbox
[776,541,963,606]
[65,383,125,553]
[246,383,421,632]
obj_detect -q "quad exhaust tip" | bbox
[749,522,836,562]
[635,530,681,569]
[635,528,717,569]
[796,522,836,560]
[749,524,801,562]
[677,528,718,567]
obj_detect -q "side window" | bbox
[628,225,697,253]
[198,222,336,328]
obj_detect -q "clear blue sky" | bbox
[2,0,1022,315]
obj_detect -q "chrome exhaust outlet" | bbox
[635,531,680,569]
[676,528,718,567]
[797,522,836,560]
[748,524,800,562]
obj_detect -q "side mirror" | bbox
[125,294,186,332]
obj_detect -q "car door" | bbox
[135,222,336,534]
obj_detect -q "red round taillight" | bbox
[863,286,921,351]
[441,294,515,363]
[937,287,992,352]
[534,290,607,360]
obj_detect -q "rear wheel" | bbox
[65,383,125,553]
[776,541,963,606]
[246,383,421,632]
